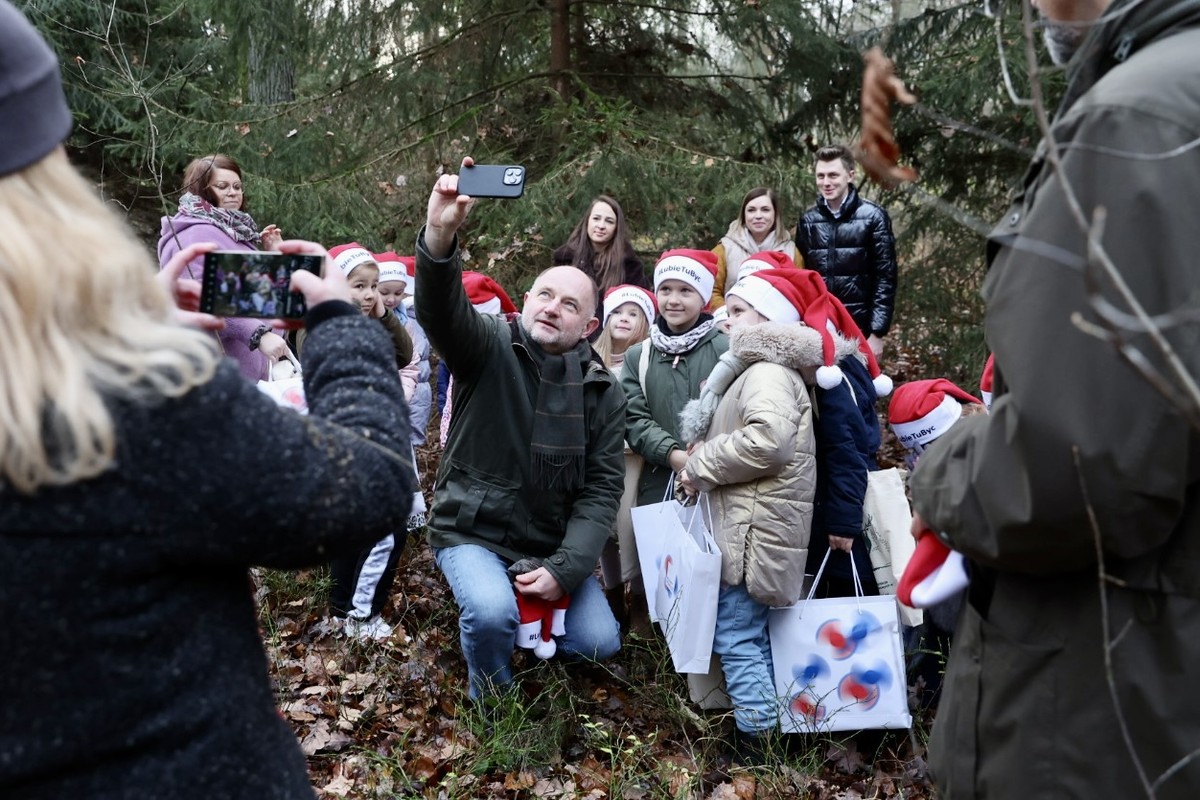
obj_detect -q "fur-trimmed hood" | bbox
[730,320,865,376]
[679,321,864,444]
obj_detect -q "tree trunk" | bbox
[549,0,570,100]
[248,30,295,104]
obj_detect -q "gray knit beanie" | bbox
[0,0,73,177]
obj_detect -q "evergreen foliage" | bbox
[23,0,1063,386]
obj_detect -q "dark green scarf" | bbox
[523,329,594,491]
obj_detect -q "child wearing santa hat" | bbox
[709,262,892,602]
[887,377,986,707]
[300,243,416,643]
[671,262,822,754]
[621,248,729,511]
[376,251,433,533]
[437,272,518,447]
[592,285,657,630]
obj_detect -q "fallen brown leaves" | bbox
[858,47,918,189]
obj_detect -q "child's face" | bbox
[655,279,705,333]
[724,296,768,330]
[606,302,646,346]
[347,265,380,316]
[378,281,406,311]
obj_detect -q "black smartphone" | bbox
[457,164,526,199]
[200,251,324,319]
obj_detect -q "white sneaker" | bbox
[344,615,393,642]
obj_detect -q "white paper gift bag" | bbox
[631,489,722,674]
[257,348,308,414]
[769,554,912,733]
[861,467,922,626]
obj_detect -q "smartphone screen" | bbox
[457,164,526,199]
[200,251,324,319]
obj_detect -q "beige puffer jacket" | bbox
[683,322,820,607]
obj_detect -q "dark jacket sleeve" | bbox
[814,377,871,539]
[414,225,495,380]
[867,206,898,337]
[378,311,414,370]
[167,300,415,567]
[622,252,650,288]
[551,244,575,267]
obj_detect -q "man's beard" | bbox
[1042,18,1089,65]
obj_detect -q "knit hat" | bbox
[737,250,796,280]
[0,2,74,178]
[727,268,892,396]
[653,249,719,303]
[897,535,969,608]
[888,379,981,451]
[328,242,377,277]
[515,593,569,659]
[461,271,517,315]
[374,251,414,287]
[979,354,995,411]
[603,284,657,325]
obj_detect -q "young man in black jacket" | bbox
[794,144,898,359]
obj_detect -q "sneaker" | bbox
[344,615,393,642]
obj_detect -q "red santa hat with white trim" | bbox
[374,251,415,288]
[736,249,796,281]
[726,267,893,396]
[653,249,719,304]
[515,593,570,659]
[897,535,969,608]
[603,283,657,325]
[979,354,995,411]
[888,378,982,452]
[328,242,377,277]
[461,271,517,315]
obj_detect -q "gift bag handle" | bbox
[267,346,302,382]
[798,547,867,618]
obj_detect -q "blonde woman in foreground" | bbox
[0,4,414,797]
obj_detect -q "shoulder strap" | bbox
[638,341,652,396]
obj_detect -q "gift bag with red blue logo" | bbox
[768,553,911,733]
[631,489,721,673]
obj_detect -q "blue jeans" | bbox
[434,543,621,698]
[713,583,777,734]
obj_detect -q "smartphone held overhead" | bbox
[200,251,324,319]
[457,164,526,199]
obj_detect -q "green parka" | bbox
[620,326,728,506]
[910,3,1200,797]
[415,230,627,594]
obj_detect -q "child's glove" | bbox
[506,557,543,581]
[898,532,969,608]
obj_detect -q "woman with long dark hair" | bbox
[553,195,649,294]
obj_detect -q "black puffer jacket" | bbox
[795,185,898,337]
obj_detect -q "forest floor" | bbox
[256,394,940,799]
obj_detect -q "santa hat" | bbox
[328,242,377,277]
[980,354,995,411]
[461,271,517,315]
[727,268,892,396]
[603,284,657,325]
[653,249,719,303]
[737,250,796,280]
[897,534,969,608]
[374,251,415,287]
[711,305,729,326]
[515,592,570,659]
[888,379,982,451]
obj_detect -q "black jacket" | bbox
[0,303,415,798]
[552,243,649,292]
[795,185,898,337]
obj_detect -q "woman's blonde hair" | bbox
[593,302,650,368]
[0,152,219,494]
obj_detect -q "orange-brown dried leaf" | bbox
[858,46,918,188]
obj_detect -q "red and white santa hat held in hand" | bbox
[888,378,982,452]
[461,271,517,315]
[328,242,377,277]
[726,265,892,396]
[603,284,657,326]
[653,249,719,305]
[515,593,570,659]
[897,534,969,608]
[979,354,995,411]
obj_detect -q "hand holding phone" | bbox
[457,164,526,199]
[200,250,325,319]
